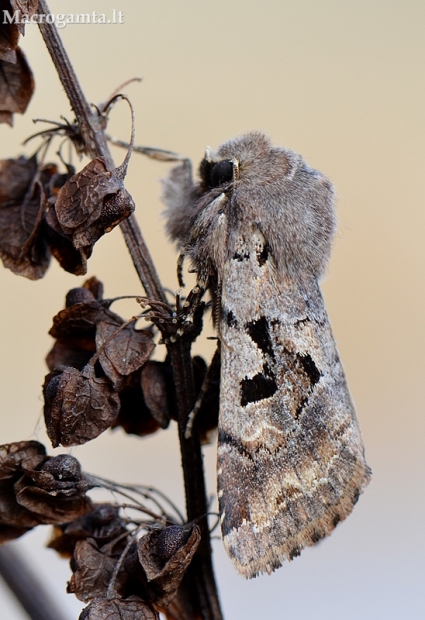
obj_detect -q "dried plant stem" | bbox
[169,338,223,620]
[34,3,223,619]
[37,0,165,303]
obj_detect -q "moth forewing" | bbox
[162,131,371,580]
[217,229,370,578]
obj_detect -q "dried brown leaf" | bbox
[140,361,170,429]
[0,154,37,204]
[43,365,120,447]
[46,280,128,373]
[43,218,89,275]
[0,441,46,480]
[79,597,159,620]
[46,337,96,373]
[111,375,162,438]
[68,277,104,303]
[0,47,34,124]
[48,503,127,558]
[0,442,45,539]
[96,318,155,389]
[0,179,51,279]
[16,484,92,524]
[0,2,20,61]
[137,525,201,606]
[68,538,121,602]
[49,301,105,340]
[14,454,93,524]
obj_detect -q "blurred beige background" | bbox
[0,0,424,618]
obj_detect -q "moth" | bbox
[162,132,371,579]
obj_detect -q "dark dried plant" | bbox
[0,1,223,619]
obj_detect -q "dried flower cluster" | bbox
[0,6,223,618]
[0,152,135,278]
[0,439,204,618]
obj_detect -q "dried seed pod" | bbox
[50,94,136,254]
[137,524,201,606]
[43,365,120,448]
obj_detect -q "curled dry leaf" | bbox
[0,155,51,279]
[0,2,20,63]
[43,365,120,448]
[0,155,79,279]
[43,222,90,275]
[140,361,170,429]
[9,1,42,35]
[79,597,159,620]
[0,441,46,542]
[15,454,93,524]
[67,276,104,303]
[68,538,126,602]
[48,503,127,558]
[0,179,50,278]
[0,47,34,125]
[96,317,155,389]
[43,163,91,275]
[0,154,37,203]
[111,370,165,438]
[55,158,122,233]
[46,279,112,371]
[137,524,201,606]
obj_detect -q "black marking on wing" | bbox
[225,309,237,327]
[257,242,270,266]
[240,363,277,406]
[233,251,250,261]
[245,316,275,360]
[298,353,321,385]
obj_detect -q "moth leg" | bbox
[106,138,190,165]
[212,282,234,352]
[185,346,220,439]
[177,251,186,288]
